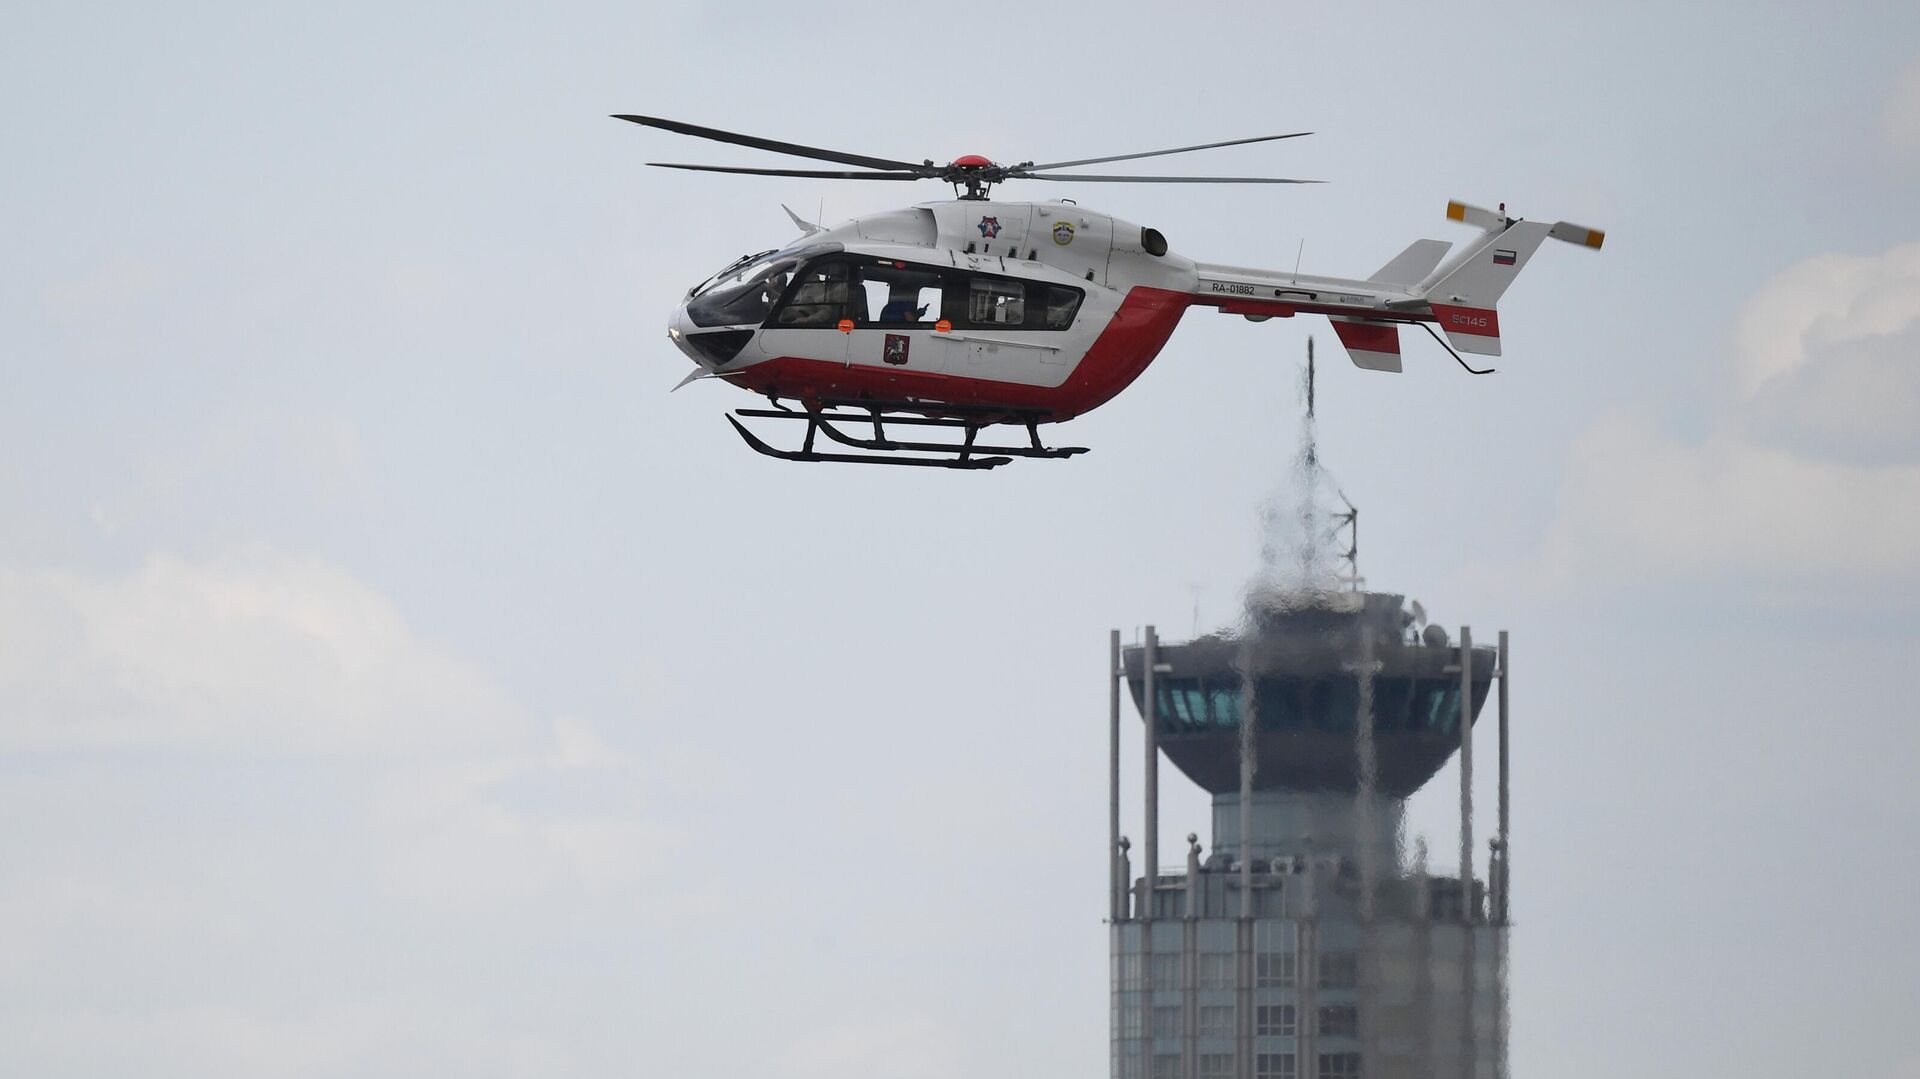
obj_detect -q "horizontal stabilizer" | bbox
[1330,316,1402,372]
[1369,239,1452,286]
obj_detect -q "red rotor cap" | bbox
[950,154,994,168]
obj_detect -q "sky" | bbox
[3,2,1918,1076]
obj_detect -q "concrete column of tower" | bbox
[1111,630,1123,925]
[1458,627,1477,1079]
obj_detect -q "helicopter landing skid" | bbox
[725,400,1089,470]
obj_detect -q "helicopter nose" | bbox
[667,304,703,364]
[668,304,759,370]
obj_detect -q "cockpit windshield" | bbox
[685,243,842,328]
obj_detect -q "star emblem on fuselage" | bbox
[977,216,1001,239]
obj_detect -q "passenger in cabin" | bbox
[878,286,927,324]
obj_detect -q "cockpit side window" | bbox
[773,259,854,327]
[685,242,843,329]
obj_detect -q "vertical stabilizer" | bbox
[1368,239,1452,287]
[1421,202,1605,357]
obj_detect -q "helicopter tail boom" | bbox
[1194,198,1603,368]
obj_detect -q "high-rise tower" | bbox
[1108,592,1510,1079]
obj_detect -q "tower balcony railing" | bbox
[1126,861,1495,925]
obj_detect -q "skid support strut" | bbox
[726,398,1088,469]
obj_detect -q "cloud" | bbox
[0,549,711,1076]
[0,551,520,755]
[370,714,698,906]
[1525,240,1920,598]
[1744,322,1920,466]
[1536,412,1920,590]
[0,548,704,893]
[1730,241,1920,464]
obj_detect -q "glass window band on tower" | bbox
[1151,677,1467,736]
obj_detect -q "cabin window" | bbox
[775,255,1085,333]
[853,261,945,325]
[1042,284,1082,328]
[968,276,1026,325]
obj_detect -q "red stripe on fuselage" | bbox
[1429,304,1500,338]
[722,287,1193,422]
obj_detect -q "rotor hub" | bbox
[944,155,1008,201]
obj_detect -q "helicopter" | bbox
[619,114,1604,470]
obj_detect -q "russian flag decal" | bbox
[1492,248,1517,266]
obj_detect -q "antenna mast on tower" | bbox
[1334,490,1362,592]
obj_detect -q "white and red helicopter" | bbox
[621,114,1603,469]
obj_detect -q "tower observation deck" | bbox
[1107,591,1511,1079]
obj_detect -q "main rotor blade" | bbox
[1023,173,1324,184]
[613,114,927,173]
[1024,132,1311,172]
[649,162,925,180]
